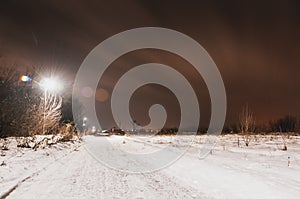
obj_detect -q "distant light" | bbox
[20,75,31,82]
[92,126,96,133]
[40,77,63,92]
[83,117,87,121]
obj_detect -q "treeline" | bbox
[222,115,299,134]
[157,116,299,135]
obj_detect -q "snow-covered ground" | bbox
[0,135,81,198]
[0,134,299,199]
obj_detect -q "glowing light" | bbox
[92,126,96,133]
[20,75,31,82]
[40,77,63,92]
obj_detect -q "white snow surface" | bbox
[0,134,299,199]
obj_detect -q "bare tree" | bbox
[239,104,255,146]
[269,115,298,151]
[42,92,62,134]
[27,91,62,135]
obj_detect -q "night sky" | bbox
[1,0,299,129]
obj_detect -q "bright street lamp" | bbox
[40,77,63,93]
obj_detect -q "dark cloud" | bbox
[0,0,299,128]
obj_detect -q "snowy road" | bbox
[6,136,206,199]
[3,135,300,199]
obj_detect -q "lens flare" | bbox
[20,75,31,82]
